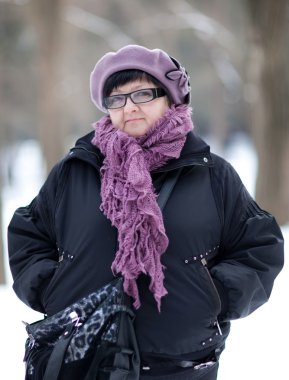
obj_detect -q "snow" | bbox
[1,138,287,379]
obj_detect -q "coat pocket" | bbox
[199,257,222,316]
[184,245,222,317]
[41,247,74,307]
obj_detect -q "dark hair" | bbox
[103,69,172,104]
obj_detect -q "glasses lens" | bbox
[131,89,154,104]
[105,95,125,109]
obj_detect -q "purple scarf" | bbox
[92,105,193,310]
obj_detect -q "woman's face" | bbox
[107,79,170,138]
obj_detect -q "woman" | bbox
[8,45,284,380]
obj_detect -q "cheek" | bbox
[154,103,169,121]
[109,112,123,129]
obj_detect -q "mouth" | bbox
[125,118,143,123]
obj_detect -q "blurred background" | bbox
[0,0,288,378]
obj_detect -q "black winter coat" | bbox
[8,131,284,361]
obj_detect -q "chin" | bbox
[127,127,150,138]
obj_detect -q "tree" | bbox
[0,126,8,284]
[246,0,289,224]
[28,0,65,173]
[0,163,5,284]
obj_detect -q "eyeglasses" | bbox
[103,88,166,109]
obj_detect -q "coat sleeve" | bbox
[7,162,64,313]
[210,157,284,321]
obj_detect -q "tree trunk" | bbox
[0,171,6,285]
[29,0,65,173]
[247,0,289,225]
[0,112,6,283]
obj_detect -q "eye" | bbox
[133,89,153,101]
[136,89,152,97]
[106,95,125,108]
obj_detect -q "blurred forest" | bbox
[0,0,289,284]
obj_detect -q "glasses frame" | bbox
[103,88,166,109]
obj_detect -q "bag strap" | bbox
[43,326,75,380]
[157,167,182,211]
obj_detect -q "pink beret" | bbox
[90,44,191,112]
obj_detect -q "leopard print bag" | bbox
[23,277,140,380]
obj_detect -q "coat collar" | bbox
[67,130,213,172]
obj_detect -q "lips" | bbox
[125,118,142,123]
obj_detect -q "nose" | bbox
[123,96,138,112]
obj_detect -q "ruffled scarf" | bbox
[92,105,193,310]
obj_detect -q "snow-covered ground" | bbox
[1,137,287,379]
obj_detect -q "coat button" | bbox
[203,157,208,163]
